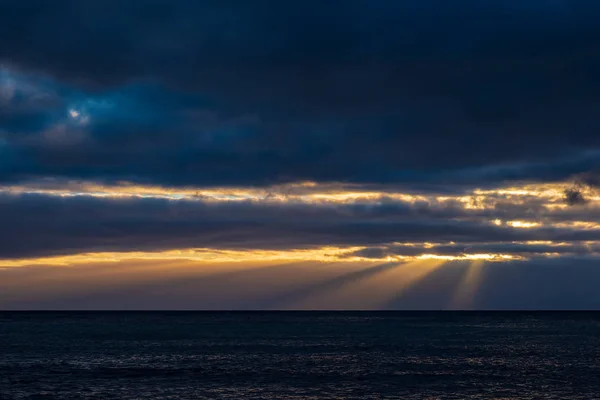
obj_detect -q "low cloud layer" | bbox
[3,186,600,260]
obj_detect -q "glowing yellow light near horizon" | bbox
[491,219,541,229]
[521,240,555,245]
[506,220,540,229]
[417,253,520,261]
[0,247,361,267]
[0,246,528,269]
[542,252,563,258]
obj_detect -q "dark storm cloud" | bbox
[564,187,588,206]
[3,192,600,259]
[2,1,600,187]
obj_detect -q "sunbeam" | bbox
[251,262,400,309]
[392,259,447,296]
[284,259,448,309]
[381,259,449,309]
[450,260,486,310]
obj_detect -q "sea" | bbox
[1,312,600,399]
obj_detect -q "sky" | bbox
[2,0,600,309]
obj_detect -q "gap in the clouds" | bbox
[1,65,257,157]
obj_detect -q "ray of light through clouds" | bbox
[2,0,600,309]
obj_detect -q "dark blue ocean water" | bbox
[1,312,600,399]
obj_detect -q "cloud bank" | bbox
[1,1,600,189]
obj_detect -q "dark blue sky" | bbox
[2,0,600,187]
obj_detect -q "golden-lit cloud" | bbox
[3,179,600,266]
[0,247,527,268]
[0,247,364,267]
[505,220,541,229]
[4,180,598,208]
